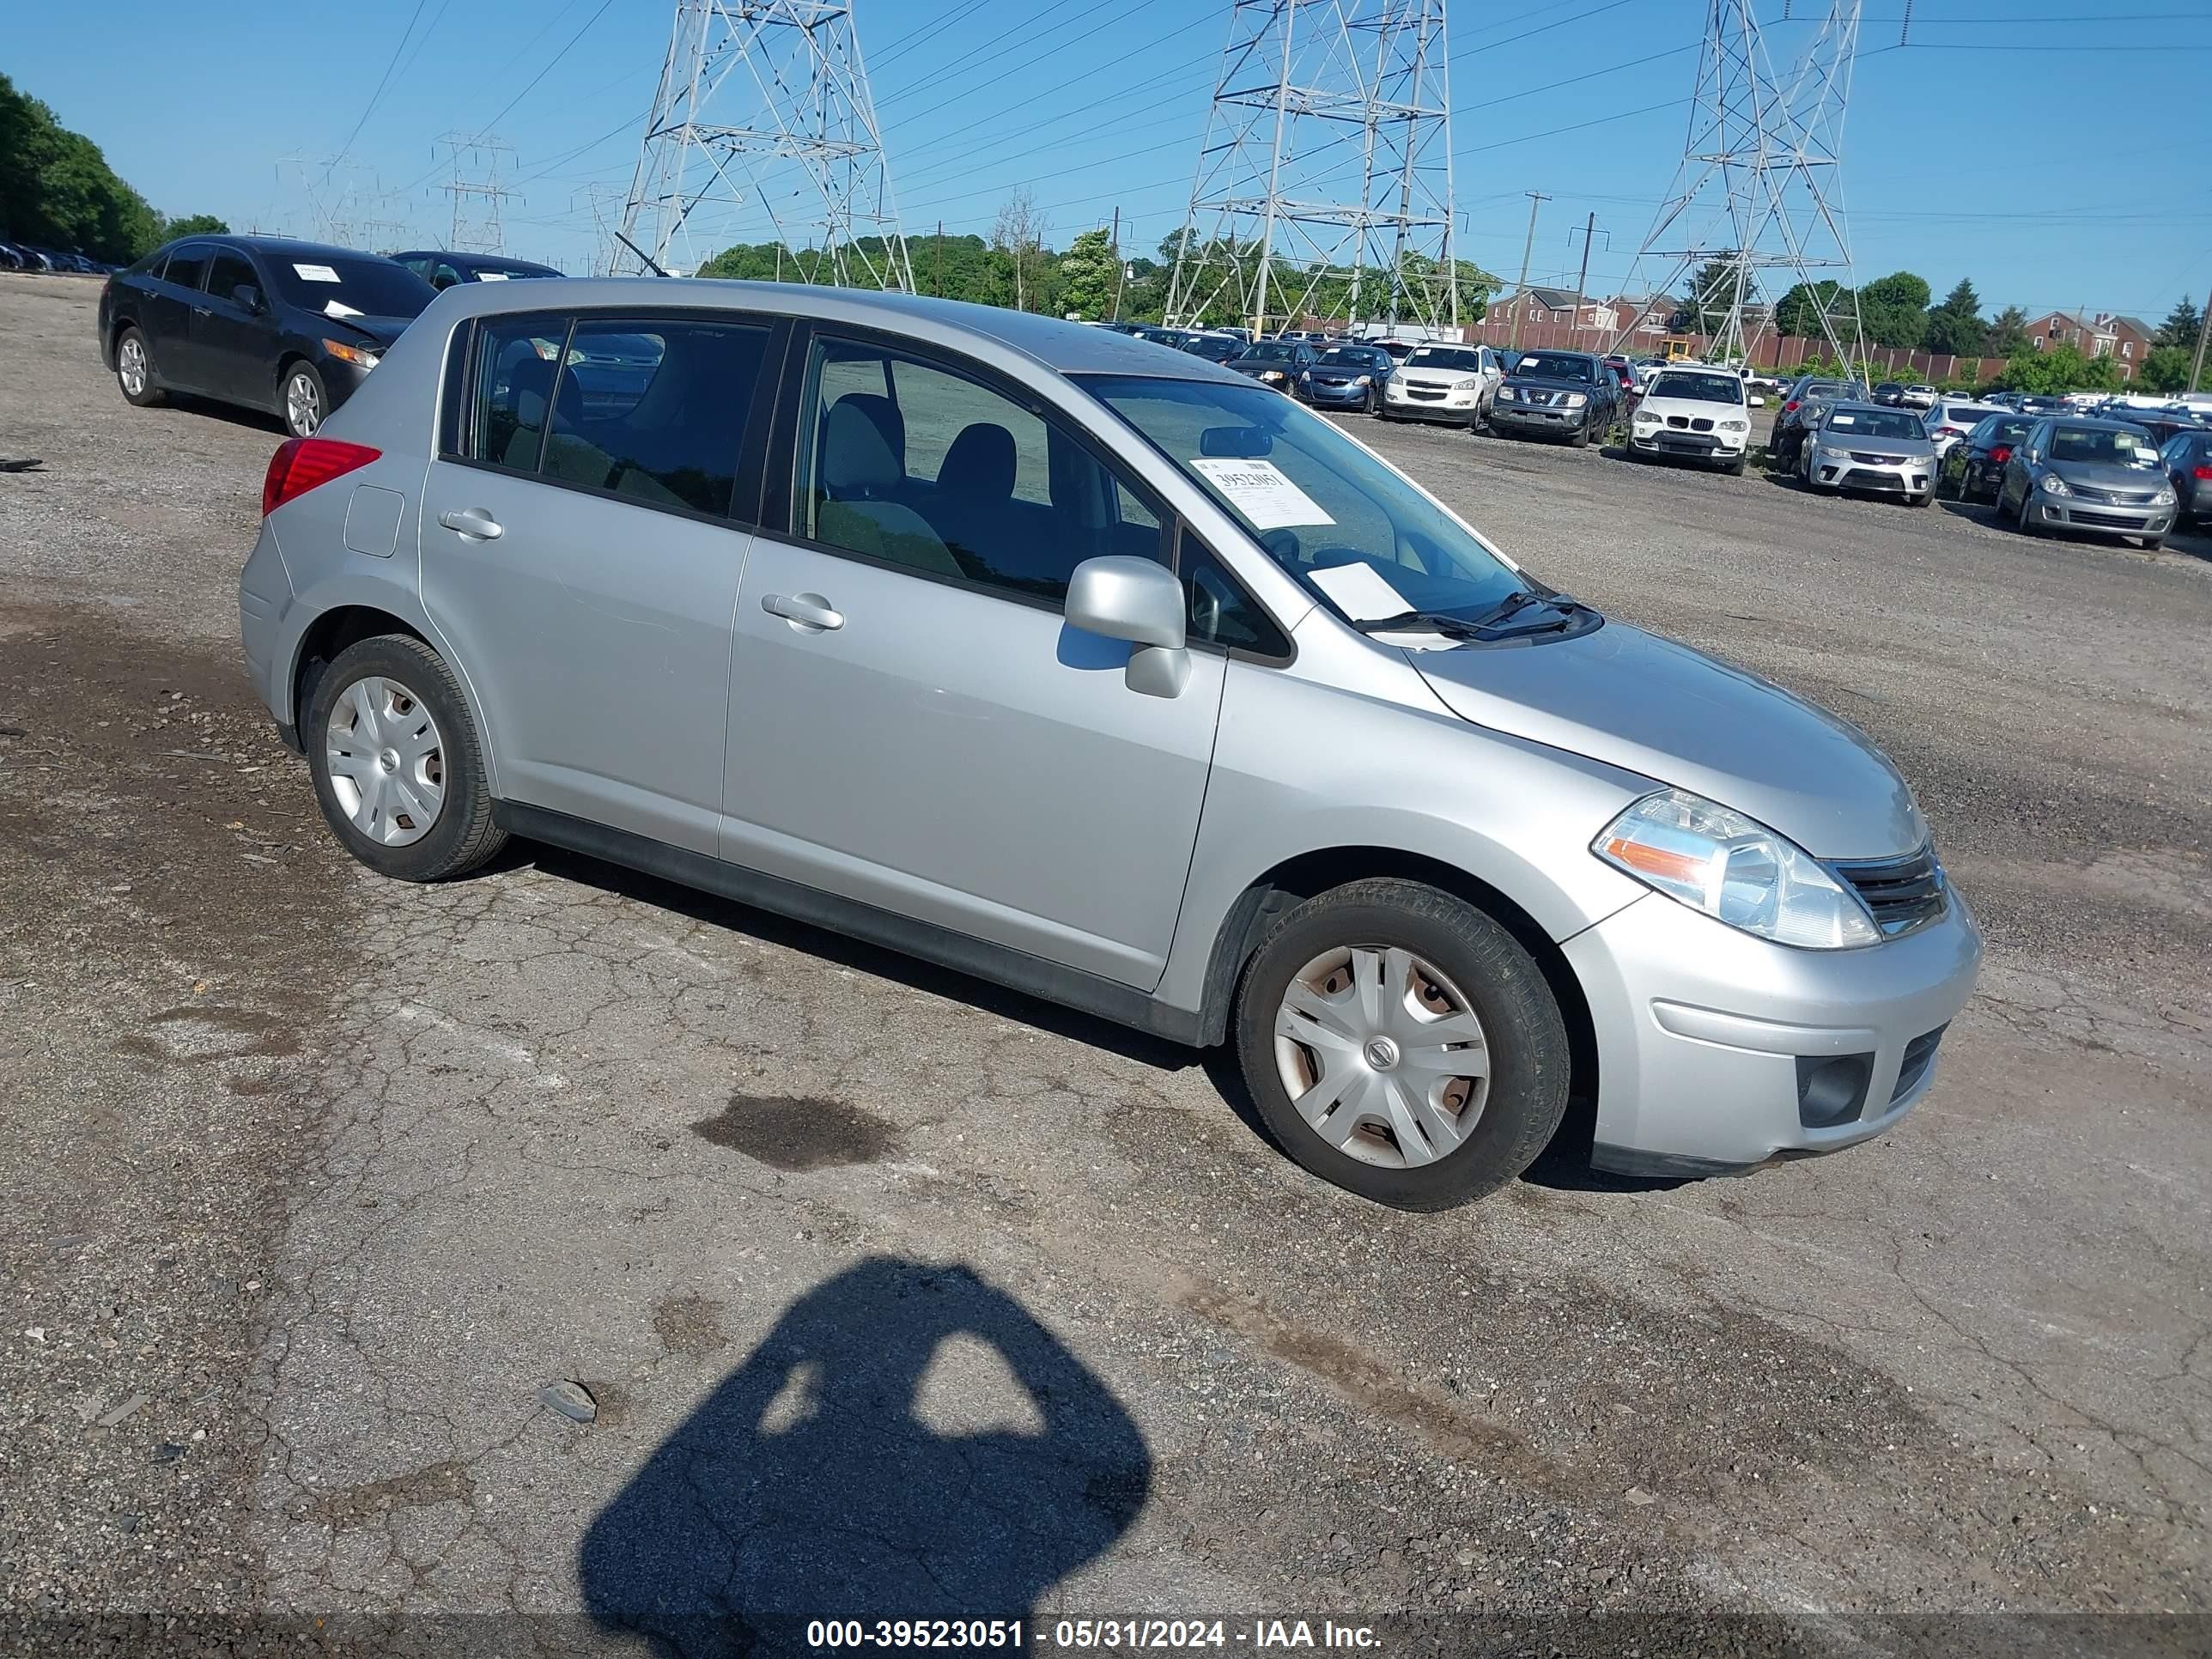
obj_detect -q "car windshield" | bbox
[1318,348,1380,368]
[1184,336,1241,360]
[1648,372,1741,404]
[1820,408,1925,441]
[1084,374,1527,626]
[2048,426,2160,467]
[265,253,435,318]
[1405,346,1481,372]
[1241,343,1299,362]
[1513,354,1595,382]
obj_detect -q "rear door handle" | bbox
[762,592,843,632]
[438,507,503,541]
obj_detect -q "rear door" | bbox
[143,242,214,391]
[418,307,781,854]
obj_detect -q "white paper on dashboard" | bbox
[294,263,342,283]
[1307,561,1411,623]
[324,300,365,319]
[1187,457,1335,530]
[477,270,510,281]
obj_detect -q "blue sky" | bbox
[12,0,2212,324]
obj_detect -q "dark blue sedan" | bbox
[1301,345,1395,413]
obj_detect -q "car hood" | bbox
[1412,620,1925,859]
[1504,374,1596,395]
[1636,395,1741,421]
[318,312,416,348]
[2046,459,2166,489]
[1395,363,1478,387]
[1819,434,1933,459]
[1231,361,1294,376]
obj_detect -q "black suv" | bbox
[99,234,436,436]
[1487,349,1620,447]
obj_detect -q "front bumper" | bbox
[1563,884,1983,1176]
[1807,450,1933,499]
[1382,382,1481,423]
[1305,381,1374,407]
[2027,494,2176,538]
[1631,425,1747,461]
[1491,400,1590,435]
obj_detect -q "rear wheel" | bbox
[114,327,162,407]
[1234,878,1571,1211]
[280,361,327,438]
[306,634,506,883]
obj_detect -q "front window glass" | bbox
[795,339,1161,601]
[206,250,256,304]
[1820,408,1925,441]
[1512,353,1595,382]
[1405,346,1482,372]
[2048,426,2160,467]
[1084,374,1526,624]
[266,254,435,319]
[1647,372,1741,404]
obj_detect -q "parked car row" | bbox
[2,240,116,275]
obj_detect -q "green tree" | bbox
[1055,226,1116,319]
[160,213,228,239]
[1856,270,1932,349]
[1988,304,2030,355]
[0,73,161,262]
[1672,255,1745,333]
[1998,341,2119,395]
[2137,344,2197,394]
[1773,279,1850,339]
[2156,295,2203,349]
[1923,277,1986,357]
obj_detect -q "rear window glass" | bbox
[160,245,210,290]
[540,318,769,513]
[267,255,435,319]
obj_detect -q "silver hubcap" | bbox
[118,337,146,396]
[325,677,445,848]
[286,372,321,435]
[1274,945,1490,1170]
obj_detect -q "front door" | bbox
[419,307,777,854]
[144,242,214,392]
[196,247,279,408]
[719,331,1224,988]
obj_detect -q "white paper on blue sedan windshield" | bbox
[323,300,364,319]
[293,263,342,283]
[1188,457,1335,530]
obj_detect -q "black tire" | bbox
[305,633,506,883]
[1567,421,1590,449]
[114,325,163,408]
[1234,878,1571,1212]
[1908,490,1931,508]
[1724,453,1747,477]
[2140,535,2164,552]
[2013,489,2037,535]
[279,360,328,438]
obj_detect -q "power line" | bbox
[325,0,431,175]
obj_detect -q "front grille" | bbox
[2072,486,2154,507]
[2070,507,2148,529]
[1831,847,1947,938]
[1407,386,1445,400]
[1660,415,1717,431]
[1849,450,1906,464]
[1840,468,1909,490]
[1891,1024,1948,1103]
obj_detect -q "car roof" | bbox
[2042,416,2150,431]
[428,276,1252,383]
[172,234,394,263]
[1824,401,1917,416]
[391,249,562,273]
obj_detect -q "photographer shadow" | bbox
[580,1257,1152,1657]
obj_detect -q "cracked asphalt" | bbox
[2,272,2208,1656]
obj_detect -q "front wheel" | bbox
[115,326,163,407]
[1725,453,1747,477]
[1567,421,1590,449]
[1234,878,1571,1211]
[306,634,507,882]
[2140,535,2164,552]
[281,361,328,438]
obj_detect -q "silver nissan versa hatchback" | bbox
[239,280,1983,1211]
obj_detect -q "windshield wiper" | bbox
[1352,609,1487,640]
[1352,590,1590,641]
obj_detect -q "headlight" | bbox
[1454,376,1481,391]
[1498,386,1518,402]
[324,339,381,369]
[1719,418,1749,432]
[1565,392,1589,408]
[1260,370,1285,381]
[2037,472,2070,495]
[1354,374,1371,386]
[1633,413,1660,428]
[1593,788,1880,950]
[2153,484,2177,504]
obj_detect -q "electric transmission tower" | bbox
[1166,0,1458,337]
[1610,0,1865,367]
[617,0,913,288]
[439,133,515,254]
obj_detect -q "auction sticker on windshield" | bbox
[293,263,342,283]
[1188,457,1335,531]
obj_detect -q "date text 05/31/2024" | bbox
[805,1620,1383,1650]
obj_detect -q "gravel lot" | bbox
[2,270,2208,1655]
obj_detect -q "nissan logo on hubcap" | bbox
[1364,1036,1401,1071]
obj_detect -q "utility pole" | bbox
[2192,279,2212,392]
[1509,191,1548,351]
[1569,211,1601,349]
[1109,206,1124,321]
[935,219,943,298]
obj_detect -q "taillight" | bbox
[2195,465,2212,481]
[262,437,380,518]
[1784,399,1799,412]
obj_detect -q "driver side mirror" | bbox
[1065,556,1190,699]
[232,283,263,313]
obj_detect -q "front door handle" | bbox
[438,507,503,541]
[762,592,843,632]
